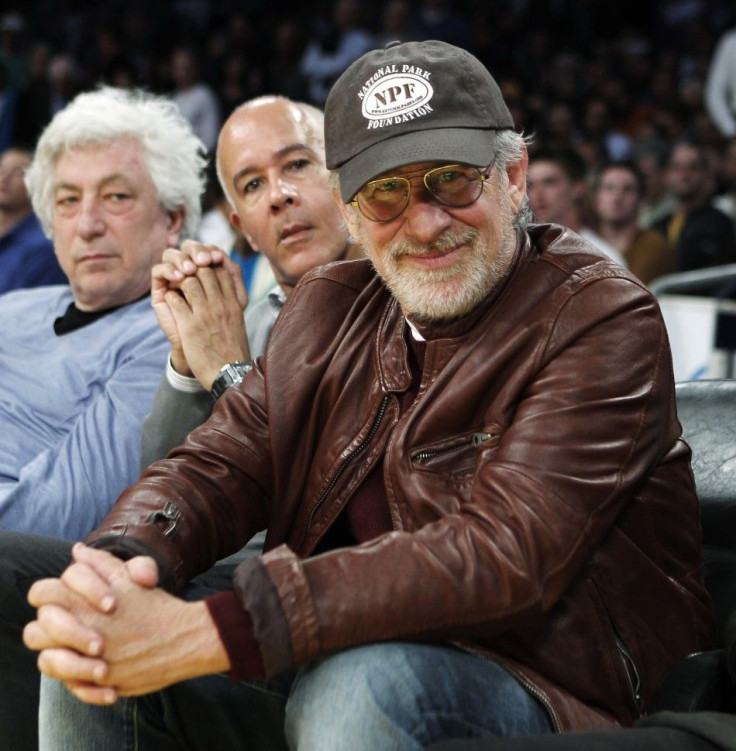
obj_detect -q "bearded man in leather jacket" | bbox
[24,41,713,751]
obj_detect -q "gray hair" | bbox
[25,86,207,239]
[490,130,533,230]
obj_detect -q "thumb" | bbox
[125,556,160,589]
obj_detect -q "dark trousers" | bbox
[0,531,73,750]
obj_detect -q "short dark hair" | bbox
[528,146,587,182]
[595,160,645,196]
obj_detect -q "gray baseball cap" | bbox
[325,40,515,203]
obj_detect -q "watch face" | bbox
[211,362,252,400]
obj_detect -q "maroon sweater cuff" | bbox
[205,590,265,681]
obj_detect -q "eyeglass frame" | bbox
[349,163,492,223]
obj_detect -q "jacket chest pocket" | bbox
[410,430,500,477]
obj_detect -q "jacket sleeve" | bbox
[87,358,274,584]
[0,328,169,541]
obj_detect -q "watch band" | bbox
[210,361,253,400]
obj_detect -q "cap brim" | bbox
[337,128,502,203]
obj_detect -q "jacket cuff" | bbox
[86,535,178,592]
[205,591,265,680]
[232,552,297,677]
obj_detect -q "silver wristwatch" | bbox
[210,361,253,400]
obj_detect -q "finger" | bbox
[221,256,249,309]
[33,603,105,657]
[176,240,226,269]
[37,647,110,685]
[125,556,160,588]
[180,265,223,304]
[151,262,185,285]
[208,262,243,305]
[164,288,196,319]
[28,576,73,609]
[71,544,131,588]
[61,561,117,614]
[65,680,118,706]
[162,246,199,275]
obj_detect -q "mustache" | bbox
[387,228,480,259]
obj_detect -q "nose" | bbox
[268,175,300,212]
[402,190,453,243]
[76,197,106,239]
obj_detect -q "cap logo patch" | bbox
[358,65,434,130]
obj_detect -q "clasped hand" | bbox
[152,240,252,389]
[23,543,228,705]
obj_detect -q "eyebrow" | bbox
[231,143,317,190]
[54,173,136,193]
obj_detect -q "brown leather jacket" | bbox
[90,224,713,732]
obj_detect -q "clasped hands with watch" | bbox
[151,242,254,401]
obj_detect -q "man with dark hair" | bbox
[0,144,64,292]
[592,160,677,284]
[653,140,736,271]
[527,146,626,266]
[25,42,711,750]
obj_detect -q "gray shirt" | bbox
[139,286,285,469]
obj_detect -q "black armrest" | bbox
[648,650,730,714]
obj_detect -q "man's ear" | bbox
[166,208,186,246]
[230,210,259,252]
[506,144,528,215]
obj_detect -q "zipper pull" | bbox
[472,432,495,446]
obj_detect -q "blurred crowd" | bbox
[4,0,736,284]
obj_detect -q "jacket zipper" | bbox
[615,635,643,714]
[462,646,562,732]
[414,432,495,463]
[303,394,391,539]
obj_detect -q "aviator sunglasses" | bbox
[351,163,491,223]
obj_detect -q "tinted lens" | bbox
[425,165,484,206]
[356,177,410,222]
[355,165,486,222]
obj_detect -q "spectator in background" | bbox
[170,45,221,154]
[579,97,634,161]
[592,160,677,284]
[410,0,472,49]
[527,146,626,267]
[0,86,205,542]
[705,24,736,138]
[712,137,736,225]
[0,64,18,151]
[267,20,309,102]
[635,144,677,228]
[652,140,736,271]
[0,144,65,292]
[376,0,415,47]
[300,0,374,105]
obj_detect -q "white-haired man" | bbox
[0,87,205,541]
[0,86,205,751]
[26,43,711,750]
